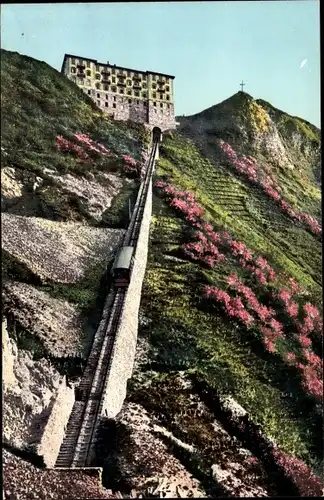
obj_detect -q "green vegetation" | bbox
[1,50,148,172]
[101,180,139,229]
[256,98,320,145]
[130,131,322,476]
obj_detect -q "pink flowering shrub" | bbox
[204,285,255,327]
[74,132,112,156]
[209,269,323,400]
[121,154,143,177]
[154,180,205,225]
[56,132,147,178]
[218,140,322,236]
[56,135,90,161]
[273,448,324,496]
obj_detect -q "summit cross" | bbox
[240,80,245,92]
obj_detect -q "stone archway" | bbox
[152,126,162,143]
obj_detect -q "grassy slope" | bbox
[132,131,322,476]
[1,49,149,177]
[177,93,321,218]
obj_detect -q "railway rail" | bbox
[55,139,158,468]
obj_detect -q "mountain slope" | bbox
[1,50,323,498]
[176,92,321,217]
[116,98,323,496]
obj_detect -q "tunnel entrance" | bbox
[152,126,162,143]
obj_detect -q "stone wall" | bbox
[2,318,15,391]
[100,180,152,419]
[37,377,75,467]
[81,87,176,132]
[148,102,176,131]
[2,316,75,460]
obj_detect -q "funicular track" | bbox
[55,140,158,468]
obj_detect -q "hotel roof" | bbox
[62,54,175,79]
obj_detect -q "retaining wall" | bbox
[100,179,152,419]
[37,377,75,467]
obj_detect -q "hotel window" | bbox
[112,68,116,74]
[160,103,163,108]
[106,94,109,100]
[127,71,131,76]
[71,67,76,73]
[112,87,116,92]
[71,58,75,65]
[86,60,91,67]
[166,95,170,100]
[112,76,116,83]
[120,89,124,94]
[97,93,100,98]
[96,64,100,71]
[160,94,163,100]
[134,90,139,97]
[96,74,100,80]
[127,90,132,95]
[97,100,100,106]
[143,101,147,106]
[142,93,147,98]
[166,85,170,91]
[113,103,116,108]
[104,85,108,91]
[167,104,170,109]
[153,101,156,106]
[95,83,100,89]
[152,83,156,89]
[153,92,156,98]
[142,82,147,88]
[88,90,91,95]
[127,80,132,86]
[152,75,157,81]
[128,99,132,104]
[113,96,116,101]
[136,100,139,104]
[105,102,108,107]
[86,70,91,76]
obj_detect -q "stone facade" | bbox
[61,54,176,131]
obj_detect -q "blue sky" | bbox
[1,1,320,127]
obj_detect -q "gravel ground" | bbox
[113,400,270,497]
[3,449,116,500]
[2,213,124,283]
[2,280,85,358]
